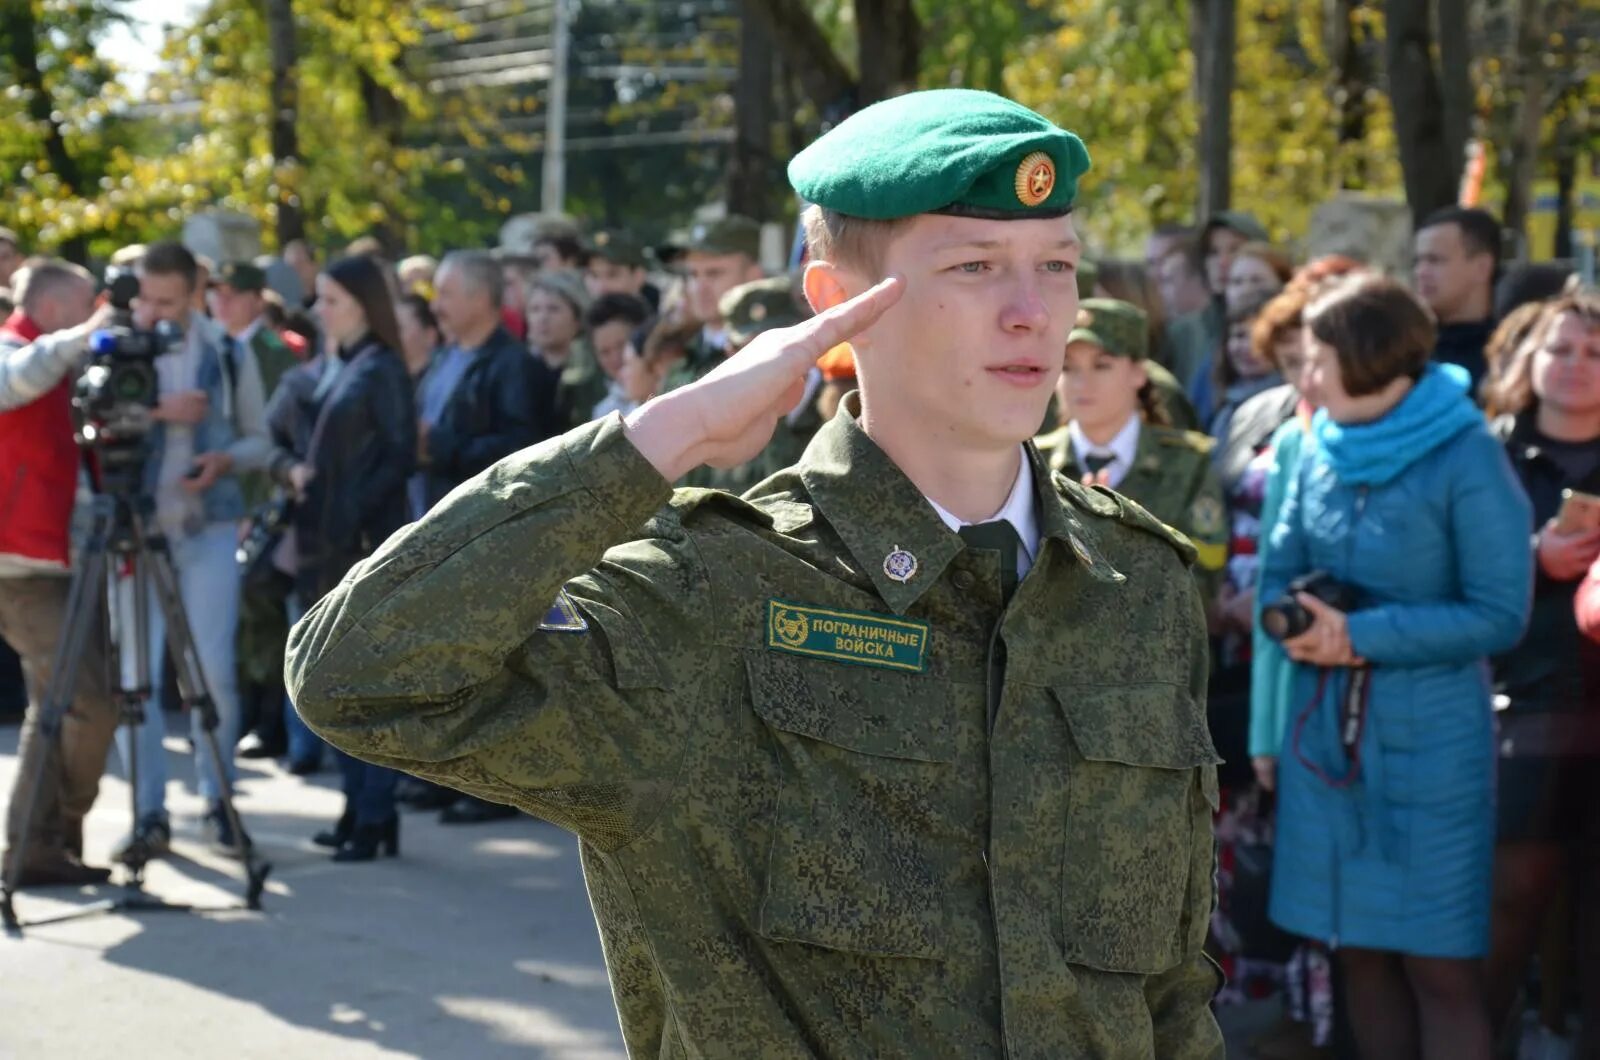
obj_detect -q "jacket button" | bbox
[952,570,976,591]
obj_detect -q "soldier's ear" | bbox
[802,261,856,316]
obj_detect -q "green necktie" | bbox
[958,520,1020,603]
[1082,451,1115,476]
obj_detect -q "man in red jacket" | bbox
[0,258,121,886]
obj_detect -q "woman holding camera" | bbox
[275,255,416,861]
[1261,276,1532,1059]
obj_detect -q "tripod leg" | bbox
[108,548,159,883]
[1,516,112,919]
[136,527,269,907]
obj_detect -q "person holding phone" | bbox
[1483,288,1600,1050]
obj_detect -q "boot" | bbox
[332,817,399,862]
[313,808,356,848]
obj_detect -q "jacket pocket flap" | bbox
[746,651,954,762]
[1051,682,1220,770]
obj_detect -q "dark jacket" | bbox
[1433,320,1494,399]
[272,337,416,600]
[1216,382,1299,495]
[1492,412,1600,720]
[424,325,546,507]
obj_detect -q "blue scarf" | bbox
[1313,363,1481,486]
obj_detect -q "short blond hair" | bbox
[801,205,910,275]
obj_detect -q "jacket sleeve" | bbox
[348,357,417,530]
[286,415,702,849]
[0,329,92,411]
[1346,430,1534,666]
[1249,424,1299,758]
[1258,441,1311,621]
[1577,553,1600,642]
[1146,576,1225,1059]
[428,347,542,477]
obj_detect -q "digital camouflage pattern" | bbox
[1036,421,1228,605]
[719,276,805,351]
[288,398,1225,1059]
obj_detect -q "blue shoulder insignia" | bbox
[539,589,589,633]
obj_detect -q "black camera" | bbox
[237,491,296,571]
[73,268,179,449]
[1260,572,1362,641]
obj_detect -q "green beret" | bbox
[720,276,805,349]
[687,215,761,260]
[788,89,1090,221]
[587,229,649,269]
[1068,298,1148,361]
[215,261,266,292]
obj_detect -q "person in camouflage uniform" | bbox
[1036,297,1228,604]
[678,275,821,492]
[658,216,765,396]
[289,89,1223,1058]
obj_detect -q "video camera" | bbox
[73,267,180,455]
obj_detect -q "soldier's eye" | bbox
[1042,260,1074,273]
[954,261,989,274]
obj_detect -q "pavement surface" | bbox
[0,713,1281,1059]
[0,715,627,1060]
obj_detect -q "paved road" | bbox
[0,716,627,1060]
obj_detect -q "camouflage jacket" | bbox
[1037,421,1228,605]
[288,403,1225,1060]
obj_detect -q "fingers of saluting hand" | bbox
[776,276,905,364]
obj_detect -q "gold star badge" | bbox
[1076,308,1095,327]
[750,303,767,322]
[1015,151,1056,207]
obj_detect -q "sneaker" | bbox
[203,804,253,858]
[112,816,172,866]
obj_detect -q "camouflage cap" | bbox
[687,215,761,260]
[720,276,805,349]
[587,229,649,269]
[215,260,267,292]
[1068,297,1148,361]
[787,89,1090,221]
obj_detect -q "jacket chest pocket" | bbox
[746,651,964,961]
[1052,682,1221,975]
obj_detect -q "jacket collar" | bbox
[797,396,1119,614]
[2,310,42,343]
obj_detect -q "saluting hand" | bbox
[625,277,904,482]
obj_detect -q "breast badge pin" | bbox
[883,547,918,584]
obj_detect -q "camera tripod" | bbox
[1,486,271,932]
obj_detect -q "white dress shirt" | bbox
[1068,414,1142,489]
[925,446,1040,578]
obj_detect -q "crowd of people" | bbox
[0,191,1596,1058]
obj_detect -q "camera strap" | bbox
[1291,664,1373,790]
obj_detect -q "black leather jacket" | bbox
[422,325,548,509]
[268,336,416,599]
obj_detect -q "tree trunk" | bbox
[1383,0,1470,223]
[855,0,920,105]
[1,1,87,262]
[1553,118,1577,259]
[742,0,857,120]
[264,0,305,247]
[1501,0,1547,253]
[1326,0,1374,188]
[729,1,775,221]
[1196,0,1235,219]
[357,69,406,253]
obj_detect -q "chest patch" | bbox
[539,589,589,633]
[766,599,931,673]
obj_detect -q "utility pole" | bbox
[542,0,571,213]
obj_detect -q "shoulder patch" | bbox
[539,588,589,632]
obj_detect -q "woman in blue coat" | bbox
[1260,276,1532,1059]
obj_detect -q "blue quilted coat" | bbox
[1261,365,1532,957]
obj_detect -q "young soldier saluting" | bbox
[288,90,1224,1058]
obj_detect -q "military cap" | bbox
[532,268,592,317]
[788,89,1091,221]
[1204,210,1269,244]
[215,260,266,292]
[587,229,649,269]
[686,215,761,260]
[719,276,805,349]
[1068,298,1148,361]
